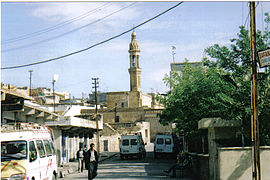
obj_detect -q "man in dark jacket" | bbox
[85,143,99,180]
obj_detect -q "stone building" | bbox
[82,32,172,146]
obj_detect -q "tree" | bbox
[160,14,270,150]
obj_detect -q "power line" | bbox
[2,2,137,53]
[2,3,111,44]
[2,2,183,70]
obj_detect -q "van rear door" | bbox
[164,137,173,153]
[121,139,130,154]
[130,138,139,154]
[155,137,164,153]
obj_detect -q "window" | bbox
[115,116,120,123]
[122,139,129,146]
[157,138,164,145]
[36,140,46,158]
[121,101,125,108]
[145,129,148,138]
[104,140,108,152]
[49,140,56,155]
[1,141,27,162]
[44,140,53,156]
[131,139,138,145]
[165,138,172,145]
[132,56,136,67]
[29,141,37,162]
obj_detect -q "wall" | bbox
[102,108,145,123]
[190,153,209,180]
[106,92,129,108]
[218,147,270,180]
[144,109,172,142]
[141,93,152,108]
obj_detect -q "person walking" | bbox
[77,147,85,173]
[85,143,99,180]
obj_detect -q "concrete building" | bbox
[1,86,101,166]
[170,62,202,77]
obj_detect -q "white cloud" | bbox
[30,2,141,31]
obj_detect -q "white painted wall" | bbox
[218,147,270,180]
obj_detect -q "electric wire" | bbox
[2,3,112,44]
[2,2,137,53]
[2,2,183,70]
[244,2,250,28]
[261,2,264,34]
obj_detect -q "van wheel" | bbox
[138,153,143,160]
[143,152,146,158]
[120,155,124,160]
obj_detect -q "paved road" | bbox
[64,152,193,179]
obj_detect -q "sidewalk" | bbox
[58,152,118,178]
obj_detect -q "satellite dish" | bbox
[53,74,59,82]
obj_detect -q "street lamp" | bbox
[171,46,176,63]
[52,74,59,113]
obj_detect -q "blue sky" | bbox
[2,2,270,98]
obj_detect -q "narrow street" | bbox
[64,152,194,179]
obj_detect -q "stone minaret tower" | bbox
[128,31,141,92]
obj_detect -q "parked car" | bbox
[120,133,146,160]
[1,123,58,180]
[154,133,178,158]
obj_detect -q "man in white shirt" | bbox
[76,147,85,173]
[85,143,99,180]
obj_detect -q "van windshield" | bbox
[1,141,27,161]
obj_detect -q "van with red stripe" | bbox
[1,123,57,180]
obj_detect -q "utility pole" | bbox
[28,70,33,96]
[92,77,100,155]
[250,2,261,180]
[52,80,55,113]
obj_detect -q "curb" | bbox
[58,153,119,178]
[99,152,118,163]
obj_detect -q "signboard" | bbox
[258,49,270,68]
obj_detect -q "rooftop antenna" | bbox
[171,46,176,63]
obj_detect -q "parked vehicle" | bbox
[120,133,146,160]
[154,133,178,158]
[1,123,58,180]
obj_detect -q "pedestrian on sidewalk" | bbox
[85,143,99,180]
[77,147,85,173]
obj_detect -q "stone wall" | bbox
[106,92,129,108]
[102,108,145,123]
[144,109,172,142]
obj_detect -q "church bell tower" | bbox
[128,31,141,92]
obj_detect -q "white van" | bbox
[120,133,146,160]
[1,123,58,180]
[154,134,176,158]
